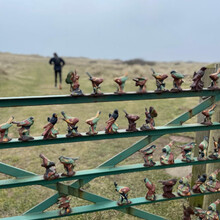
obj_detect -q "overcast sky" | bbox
[0,0,219,62]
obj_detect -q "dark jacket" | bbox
[49,57,65,71]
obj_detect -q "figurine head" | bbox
[179,177,189,185]
[53,113,58,118]
[200,67,207,71]
[204,136,209,141]
[162,145,171,154]
[197,174,207,183]
[29,116,34,121]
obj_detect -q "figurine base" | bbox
[43,173,59,180]
[66,133,82,138]
[154,89,168,93]
[70,89,84,96]
[177,192,191,197]
[90,92,103,96]
[117,201,132,206]
[145,195,156,201]
[143,162,156,167]
[0,138,12,143]
[140,125,154,131]
[114,91,126,95]
[162,193,176,198]
[18,136,34,142]
[197,157,207,161]
[59,208,72,216]
[209,154,219,160]
[126,128,138,132]
[207,86,220,90]
[61,171,76,177]
[170,88,182,92]
[201,121,213,126]
[86,131,98,135]
[182,158,194,163]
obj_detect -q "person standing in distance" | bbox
[49,53,65,89]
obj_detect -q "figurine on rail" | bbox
[105,109,119,134]
[151,68,168,92]
[160,141,174,165]
[209,137,220,160]
[198,136,209,161]
[86,72,104,95]
[114,73,128,94]
[65,70,83,96]
[144,178,156,201]
[177,174,191,197]
[190,67,207,91]
[59,156,79,177]
[201,104,217,126]
[140,145,157,167]
[39,153,59,180]
[123,110,139,132]
[159,179,177,198]
[133,77,147,93]
[177,142,195,162]
[86,111,101,135]
[192,174,207,193]
[206,199,220,220]
[206,169,220,193]
[114,182,131,206]
[61,111,81,137]
[182,205,194,220]
[208,68,220,90]
[0,116,14,142]
[58,196,71,215]
[13,117,34,141]
[170,70,185,92]
[42,113,58,139]
[140,107,157,130]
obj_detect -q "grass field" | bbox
[0,52,211,219]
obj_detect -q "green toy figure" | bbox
[86,111,101,135]
[59,156,79,177]
[144,178,156,201]
[133,77,147,93]
[114,73,128,94]
[86,72,104,95]
[177,142,195,162]
[206,199,220,220]
[198,136,209,161]
[114,182,131,206]
[209,137,220,160]
[177,174,191,197]
[13,117,34,141]
[140,145,157,167]
[160,141,174,165]
[57,196,72,215]
[151,68,168,92]
[206,169,220,193]
[0,116,14,142]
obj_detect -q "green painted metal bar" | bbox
[1,123,220,150]
[0,158,219,190]
[0,89,218,108]
[3,191,220,220]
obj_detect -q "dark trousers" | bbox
[55,70,62,86]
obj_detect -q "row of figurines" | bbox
[0,104,217,142]
[65,67,220,96]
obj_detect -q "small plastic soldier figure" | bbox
[170,70,184,92]
[59,156,79,177]
[86,72,104,95]
[114,182,131,206]
[190,67,206,91]
[86,111,101,135]
[198,136,209,161]
[208,68,220,90]
[192,174,207,193]
[105,110,119,134]
[123,110,139,132]
[140,145,157,167]
[65,70,83,96]
[57,196,71,215]
[144,178,156,201]
[39,153,59,180]
[133,77,147,93]
[159,179,177,198]
[209,137,220,160]
[0,116,14,142]
[140,107,157,130]
[177,142,195,162]
[201,104,217,126]
[177,174,191,197]
[13,117,34,141]
[114,73,128,94]
[160,141,175,165]
[42,113,58,139]
[206,169,220,192]
[61,111,81,137]
[151,68,168,92]
[206,199,220,220]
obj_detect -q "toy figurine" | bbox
[198,136,209,161]
[59,156,79,177]
[206,199,220,220]
[123,110,139,132]
[114,182,131,206]
[140,145,157,167]
[160,141,175,165]
[194,207,206,220]
[57,196,71,215]
[209,137,220,160]
[151,68,168,92]
[42,113,58,139]
[140,107,157,130]
[65,70,83,95]
[190,67,207,91]
[144,178,156,201]
[133,77,147,93]
[208,68,220,90]
[177,142,195,162]
[183,205,194,220]
[206,169,220,192]
[86,72,104,95]
[170,70,185,92]
[0,116,14,142]
[13,117,34,141]
[114,73,128,94]
[39,153,59,180]
[159,179,177,198]
[177,174,191,197]
[201,104,217,126]
[192,174,207,193]
[86,111,101,135]
[105,109,119,134]
[61,111,81,137]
